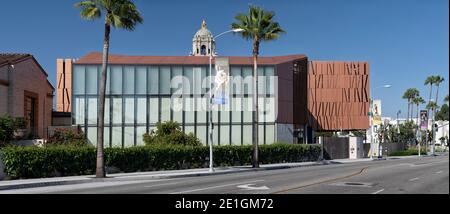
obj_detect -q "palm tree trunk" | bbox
[428,84,433,116]
[252,38,260,168]
[96,20,110,178]
[407,100,410,121]
[435,84,440,110]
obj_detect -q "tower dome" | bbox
[191,20,215,56]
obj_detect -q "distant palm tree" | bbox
[444,94,449,104]
[75,0,143,178]
[412,96,425,125]
[425,75,437,115]
[434,76,444,108]
[231,5,285,168]
[402,88,419,121]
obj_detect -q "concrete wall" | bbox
[276,123,294,143]
[322,137,349,159]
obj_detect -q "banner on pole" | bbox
[213,57,229,105]
[420,110,428,131]
[372,99,382,125]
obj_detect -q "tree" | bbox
[402,88,419,121]
[434,75,444,114]
[75,0,143,178]
[412,96,425,139]
[231,5,285,168]
[143,121,201,146]
[425,75,437,116]
[435,104,449,121]
[444,94,449,104]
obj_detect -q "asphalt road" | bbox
[1,155,448,194]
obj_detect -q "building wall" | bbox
[72,64,276,147]
[56,59,72,112]
[0,58,53,138]
[307,61,370,131]
[0,66,8,114]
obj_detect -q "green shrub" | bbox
[46,128,89,147]
[0,143,320,179]
[143,121,201,146]
[0,116,25,147]
[388,148,427,156]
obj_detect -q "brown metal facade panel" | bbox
[74,52,307,66]
[307,61,370,131]
[56,59,72,112]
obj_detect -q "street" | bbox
[0,155,448,194]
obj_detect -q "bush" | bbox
[143,121,201,146]
[388,148,427,156]
[46,128,89,147]
[0,116,25,147]
[0,143,320,179]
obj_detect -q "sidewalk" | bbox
[0,157,401,191]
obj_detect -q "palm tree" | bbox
[425,75,436,116]
[231,5,285,168]
[434,76,444,108]
[75,0,143,178]
[444,95,449,104]
[412,96,425,125]
[402,88,419,121]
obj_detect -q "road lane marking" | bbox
[272,167,369,194]
[372,189,384,194]
[435,171,443,174]
[409,177,419,181]
[144,182,180,188]
[237,184,270,190]
[170,180,265,194]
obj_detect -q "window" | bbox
[87,98,97,125]
[136,97,146,124]
[220,125,230,145]
[86,66,98,95]
[148,66,159,94]
[231,125,241,145]
[149,98,159,124]
[112,97,122,124]
[124,97,134,124]
[160,66,170,94]
[74,97,85,125]
[124,127,134,147]
[243,125,252,145]
[135,66,146,95]
[201,45,206,55]
[110,66,122,94]
[136,126,146,146]
[73,66,85,95]
[161,98,171,122]
[112,127,122,147]
[123,66,135,94]
[87,127,97,146]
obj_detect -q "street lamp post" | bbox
[208,28,244,172]
[369,84,391,160]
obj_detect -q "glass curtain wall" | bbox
[72,64,276,147]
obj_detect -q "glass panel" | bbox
[201,66,207,94]
[149,98,159,124]
[196,125,207,145]
[231,98,242,123]
[160,66,170,94]
[265,97,276,122]
[171,66,184,97]
[213,125,219,145]
[86,66,98,95]
[136,126,146,146]
[124,97,134,124]
[258,67,265,95]
[258,97,265,123]
[136,66,147,95]
[242,67,253,95]
[243,125,252,145]
[87,127,97,146]
[196,98,207,123]
[259,125,264,145]
[231,125,241,145]
[212,106,219,123]
[266,125,275,144]
[136,97,146,124]
[112,97,122,124]
[124,127,134,147]
[74,97,85,125]
[87,98,97,125]
[110,66,122,94]
[185,126,195,136]
[172,97,183,123]
[231,67,242,95]
[220,125,230,145]
[194,67,202,95]
[220,103,230,123]
[243,98,252,123]
[123,66,135,94]
[148,66,159,94]
[184,98,194,124]
[105,66,111,95]
[104,127,110,148]
[161,98,170,122]
[265,66,275,95]
[185,67,194,95]
[105,98,110,125]
[112,127,122,148]
[73,66,85,95]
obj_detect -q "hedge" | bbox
[0,144,320,179]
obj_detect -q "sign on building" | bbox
[420,110,428,131]
[372,99,382,125]
[213,57,229,105]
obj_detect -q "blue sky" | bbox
[0,0,448,118]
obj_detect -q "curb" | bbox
[0,160,359,191]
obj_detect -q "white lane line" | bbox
[372,189,384,194]
[144,182,180,188]
[170,180,265,194]
[409,177,419,181]
[435,171,443,174]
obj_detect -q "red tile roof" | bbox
[74,52,307,65]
